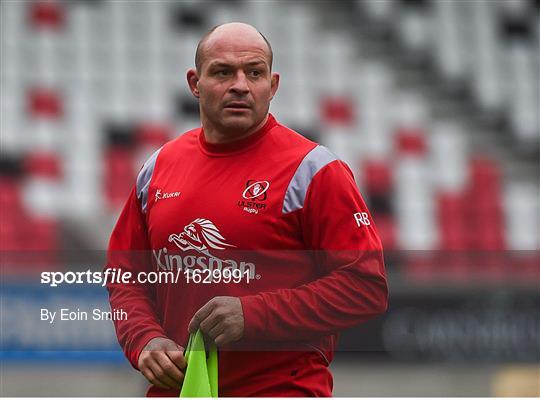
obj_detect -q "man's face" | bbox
[189,34,279,136]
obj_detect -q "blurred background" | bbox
[1,0,539,396]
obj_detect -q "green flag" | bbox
[180,329,218,398]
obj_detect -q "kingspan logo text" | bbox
[152,247,256,279]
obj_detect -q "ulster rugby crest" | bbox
[238,180,270,215]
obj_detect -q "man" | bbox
[106,22,388,397]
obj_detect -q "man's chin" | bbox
[220,113,254,131]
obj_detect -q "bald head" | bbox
[195,23,273,73]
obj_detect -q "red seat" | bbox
[435,191,469,283]
[465,156,505,251]
[27,87,63,119]
[320,96,355,126]
[17,216,60,268]
[0,178,24,213]
[395,127,426,156]
[0,220,19,251]
[0,178,24,254]
[373,214,397,250]
[24,152,62,180]
[455,156,507,281]
[24,217,58,249]
[0,176,60,268]
[362,159,392,196]
[29,0,65,31]
[136,122,172,148]
[104,148,136,210]
[436,192,467,251]
[469,157,501,189]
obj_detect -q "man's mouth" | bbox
[224,102,251,110]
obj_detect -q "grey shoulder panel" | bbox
[136,147,162,214]
[282,145,338,214]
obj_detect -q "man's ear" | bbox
[269,72,280,101]
[187,69,200,98]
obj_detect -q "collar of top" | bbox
[198,113,277,157]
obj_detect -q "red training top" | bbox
[106,114,388,397]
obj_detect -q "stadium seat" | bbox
[321,96,356,126]
[29,0,65,31]
[429,122,468,192]
[136,122,172,148]
[504,182,540,250]
[24,151,62,180]
[395,127,427,157]
[362,159,393,196]
[104,147,136,210]
[395,157,437,250]
[436,192,467,251]
[27,87,63,119]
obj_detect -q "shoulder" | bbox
[139,127,199,172]
[270,122,349,214]
[271,119,342,174]
[135,127,200,212]
[282,144,344,213]
[162,127,200,156]
[270,120,318,155]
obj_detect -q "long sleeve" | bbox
[105,187,166,368]
[240,159,388,341]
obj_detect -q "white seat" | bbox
[320,127,361,173]
[22,178,64,218]
[429,121,468,192]
[469,0,505,112]
[22,120,63,153]
[395,157,437,250]
[433,0,469,82]
[0,112,25,153]
[497,0,529,18]
[359,0,395,22]
[506,42,539,143]
[394,90,428,128]
[504,182,540,250]
[396,7,431,53]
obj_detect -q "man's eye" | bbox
[248,70,261,77]
[215,70,231,77]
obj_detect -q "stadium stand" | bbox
[1,0,538,277]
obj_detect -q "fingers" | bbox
[138,338,186,390]
[214,332,228,347]
[188,298,217,333]
[166,348,187,370]
[200,309,222,334]
[199,320,224,349]
[140,353,184,390]
[141,364,172,390]
[207,321,225,341]
[188,296,244,347]
[155,352,184,384]
[147,358,180,389]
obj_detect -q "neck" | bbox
[201,114,269,144]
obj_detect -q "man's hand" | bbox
[188,296,244,346]
[138,337,186,390]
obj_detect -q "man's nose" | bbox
[229,71,250,94]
